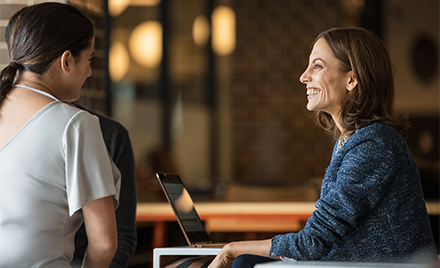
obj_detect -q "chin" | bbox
[72,91,82,101]
[68,95,81,102]
[306,103,316,112]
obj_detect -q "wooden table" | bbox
[136,202,317,221]
[137,202,316,248]
[136,201,440,248]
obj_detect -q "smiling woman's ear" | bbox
[60,50,72,73]
[346,71,358,91]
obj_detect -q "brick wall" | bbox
[230,0,343,184]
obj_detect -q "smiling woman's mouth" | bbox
[307,89,321,98]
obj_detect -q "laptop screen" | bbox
[157,173,211,244]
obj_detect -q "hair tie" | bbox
[8,61,22,70]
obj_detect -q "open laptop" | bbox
[156,173,226,248]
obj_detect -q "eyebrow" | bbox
[312,58,324,63]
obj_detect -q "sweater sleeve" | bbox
[102,120,137,268]
[270,137,397,260]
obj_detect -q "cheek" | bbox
[79,66,91,80]
[326,76,346,97]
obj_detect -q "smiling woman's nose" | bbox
[299,69,309,84]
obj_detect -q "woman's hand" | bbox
[208,244,235,268]
[208,239,272,268]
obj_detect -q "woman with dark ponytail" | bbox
[0,3,120,268]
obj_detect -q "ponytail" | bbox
[1,2,94,105]
[0,61,22,104]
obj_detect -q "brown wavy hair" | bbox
[311,27,409,139]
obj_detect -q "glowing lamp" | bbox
[108,0,130,17]
[109,41,130,82]
[129,21,163,68]
[212,6,236,56]
[192,15,210,47]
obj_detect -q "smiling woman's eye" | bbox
[313,64,323,71]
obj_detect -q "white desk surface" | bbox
[255,261,433,268]
[154,246,222,255]
[153,247,222,268]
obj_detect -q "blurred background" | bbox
[0,0,438,266]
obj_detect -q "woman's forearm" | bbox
[208,239,273,268]
[82,242,117,268]
[225,239,272,258]
[81,196,118,268]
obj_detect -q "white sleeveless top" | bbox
[0,85,121,267]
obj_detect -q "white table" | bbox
[138,201,440,249]
[153,247,222,268]
[255,261,433,268]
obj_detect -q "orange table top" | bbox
[136,201,440,222]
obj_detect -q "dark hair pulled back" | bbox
[0,2,94,104]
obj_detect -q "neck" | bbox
[331,114,346,137]
[14,72,57,99]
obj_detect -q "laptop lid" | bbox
[156,173,213,246]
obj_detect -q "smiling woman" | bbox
[300,38,358,122]
[202,27,437,268]
[307,27,409,141]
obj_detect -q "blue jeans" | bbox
[231,254,277,268]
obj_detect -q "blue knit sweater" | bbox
[270,122,436,262]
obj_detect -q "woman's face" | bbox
[67,36,95,101]
[299,38,354,119]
